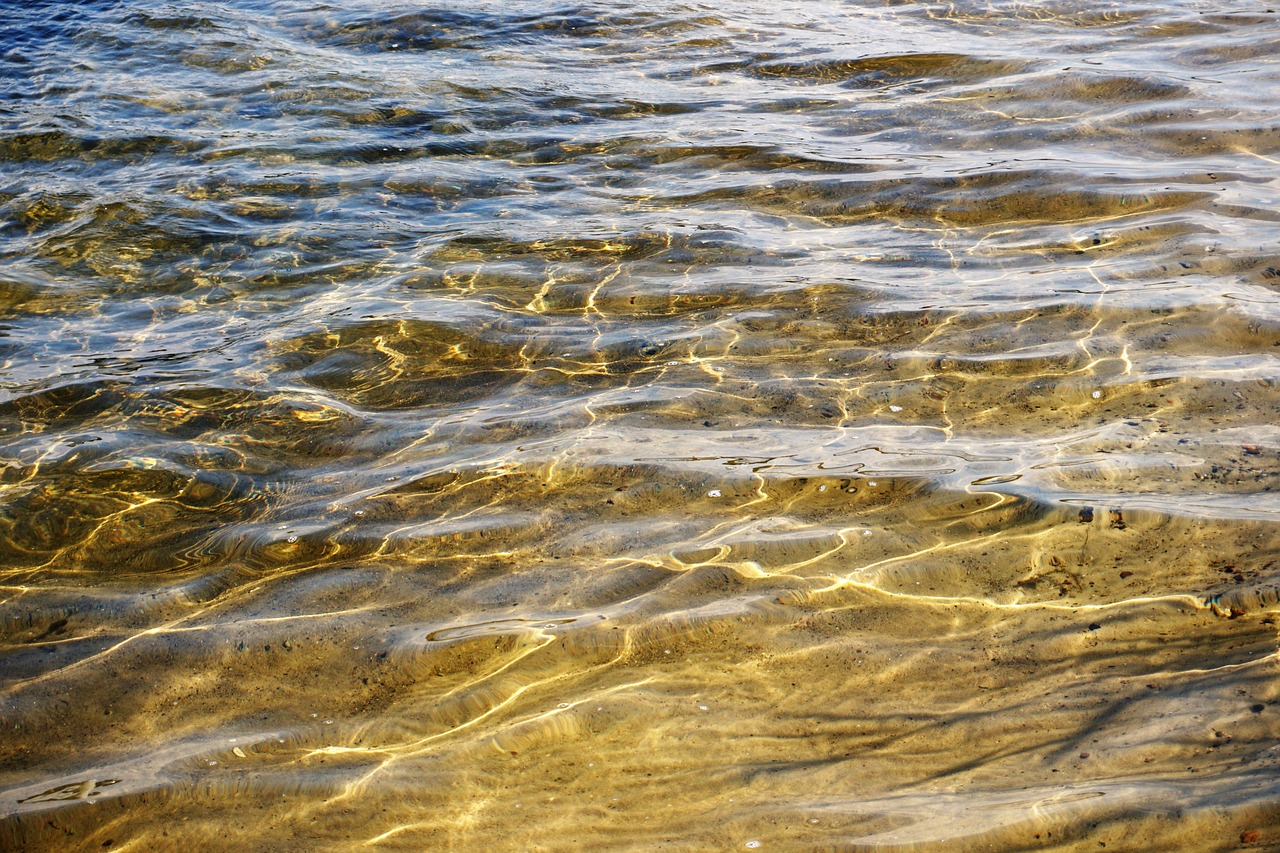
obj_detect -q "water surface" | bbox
[3,0,1280,849]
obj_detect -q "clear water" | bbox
[3,0,1280,849]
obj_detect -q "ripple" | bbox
[747,53,1028,89]
[4,0,1280,847]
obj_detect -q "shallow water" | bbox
[2,0,1280,849]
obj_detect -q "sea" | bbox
[2,0,1280,849]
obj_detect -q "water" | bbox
[2,0,1280,849]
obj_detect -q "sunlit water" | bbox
[3,0,1280,849]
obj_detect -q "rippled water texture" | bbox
[3,0,1280,849]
